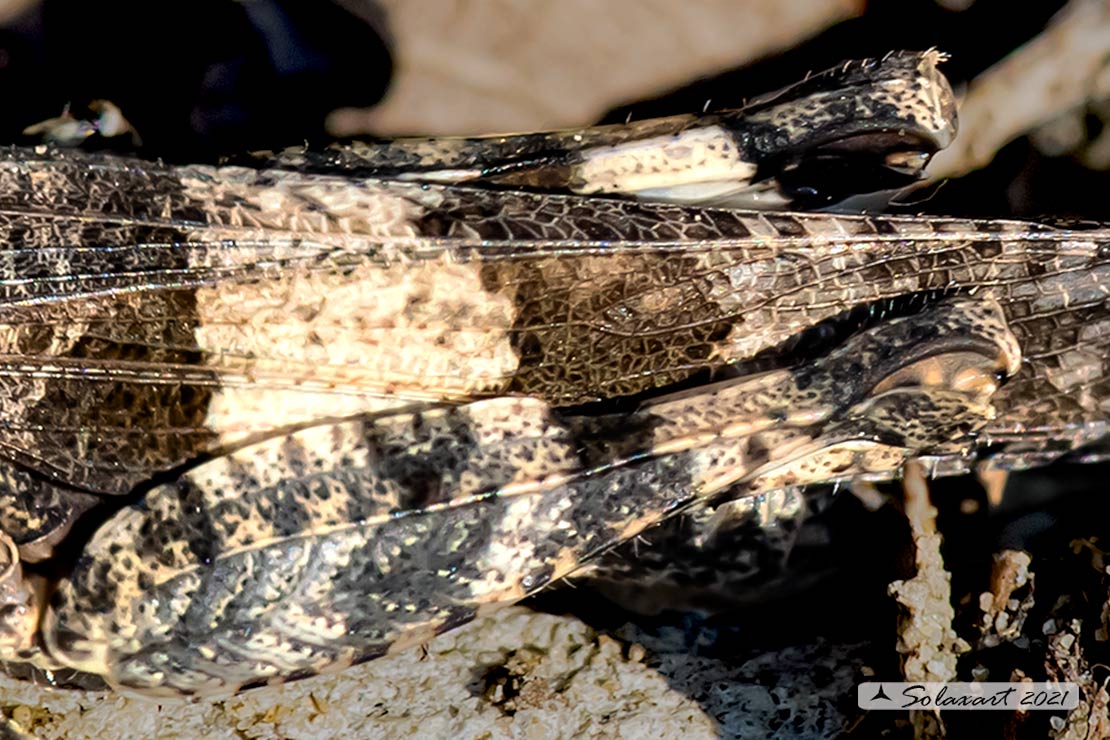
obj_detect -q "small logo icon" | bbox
[869,684,892,703]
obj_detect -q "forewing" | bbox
[0,148,1105,497]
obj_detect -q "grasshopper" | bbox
[0,51,1103,697]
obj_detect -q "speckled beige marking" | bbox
[195,255,519,443]
[571,126,757,201]
[176,167,522,442]
[746,50,956,150]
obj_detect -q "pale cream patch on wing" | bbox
[176,167,520,444]
[194,257,519,444]
[572,125,756,199]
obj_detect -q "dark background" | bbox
[0,0,1104,220]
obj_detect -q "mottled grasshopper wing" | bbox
[0,146,1107,556]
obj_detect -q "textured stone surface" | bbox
[1,604,871,738]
